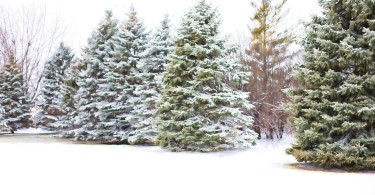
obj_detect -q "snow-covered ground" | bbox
[15,128,57,134]
[0,134,373,195]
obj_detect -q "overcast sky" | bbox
[2,0,321,53]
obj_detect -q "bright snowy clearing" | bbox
[0,131,374,195]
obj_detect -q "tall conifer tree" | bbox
[64,8,149,144]
[74,10,119,134]
[157,0,257,152]
[58,61,80,130]
[0,55,31,133]
[114,5,149,132]
[39,43,74,130]
[128,15,174,145]
[287,0,375,170]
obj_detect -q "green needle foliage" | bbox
[286,0,375,171]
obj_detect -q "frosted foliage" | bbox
[69,7,149,142]
[112,5,149,135]
[157,0,257,152]
[39,43,74,130]
[0,58,31,132]
[0,105,10,131]
[74,10,120,132]
[127,15,173,145]
[57,61,80,130]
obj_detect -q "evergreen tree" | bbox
[114,4,149,133]
[0,55,31,133]
[39,43,74,130]
[69,10,138,144]
[286,0,375,170]
[157,0,257,152]
[244,0,296,139]
[127,15,174,145]
[73,10,119,135]
[94,34,125,133]
[58,61,80,130]
[64,8,149,144]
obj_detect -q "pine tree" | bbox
[243,0,296,139]
[157,0,257,152]
[94,33,126,133]
[0,55,31,133]
[73,10,119,136]
[39,43,74,130]
[114,4,149,134]
[286,0,375,170]
[58,61,80,130]
[127,15,174,145]
[64,8,149,144]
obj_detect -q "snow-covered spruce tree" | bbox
[157,0,257,152]
[63,8,149,144]
[286,0,375,170]
[113,5,149,136]
[127,15,174,145]
[39,43,74,130]
[72,10,121,141]
[57,61,80,130]
[0,55,31,133]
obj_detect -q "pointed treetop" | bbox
[177,0,222,46]
[160,14,171,31]
[89,9,118,43]
[123,4,143,33]
[52,42,74,63]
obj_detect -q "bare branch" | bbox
[0,2,67,99]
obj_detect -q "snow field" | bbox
[0,136,373,195]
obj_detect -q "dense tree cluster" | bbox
[56,1,257,151]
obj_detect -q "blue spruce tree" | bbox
[128,15,174,145]
[39,43,74,130]
[72,10,120,141]
[157,0,257,152]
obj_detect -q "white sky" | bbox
[2,0,321,53]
